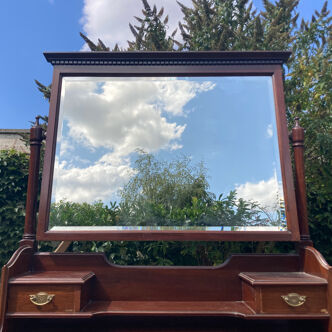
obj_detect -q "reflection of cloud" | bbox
[266,124,273,138]
[54,78,214,203]
[62,79,214,156]
[59,138,73,157]
[235,175,282,210]
[53,155,135,203]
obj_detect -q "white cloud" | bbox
[235,175,283,211]
[80,0,193,49]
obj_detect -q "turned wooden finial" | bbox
[35,115,41,126]
[20,117,45,249]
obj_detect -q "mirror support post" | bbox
[291,117,312,246]
[20,117,45,249]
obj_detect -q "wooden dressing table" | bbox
[0,51,331,332]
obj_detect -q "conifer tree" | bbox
[177,0,299,51]
[259,0,299,50]
[79,32,111,51]
[177,0,260,50]
[128,0,177,51]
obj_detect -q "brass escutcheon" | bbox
[29,292,55,306]
[281,293,306,307]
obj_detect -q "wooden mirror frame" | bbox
[36,51,300,242]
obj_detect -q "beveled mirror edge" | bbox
[37,51,300,242]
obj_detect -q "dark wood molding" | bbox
[44,51,291,67]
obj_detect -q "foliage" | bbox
[35,80,52,102]
[48,152,286,265]
[0,150,29,267]
[176,0,299,51]
[50,152,282,229]
[285,4,332,261]
[117,152,277,227]
[49,201,117,227]
[52,239,278,266]
[79,32,121,52]
[128,0,177,51]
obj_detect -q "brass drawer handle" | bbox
[29,292,55,306]
[281,293,306,307]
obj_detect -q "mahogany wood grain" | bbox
[37,67,62,236]
[82,301,254,317]
[9,271,95,284]
[242,282,259,312]
[272,67,300,240]
[301,246,332,331]
[260,285,327,314]
[239,272,327,286]
[8,284,83,313]
[2,248,328,331]
[7,271,94,314]
[240,271,328,316]
[31,253,299,302]
[0,246,33,331]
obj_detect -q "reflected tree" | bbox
[50,151,283,228]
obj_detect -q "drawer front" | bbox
[260,285,327,314]
[7,284,81,313]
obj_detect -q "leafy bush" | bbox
[0,150,29,267]
[285,8,332,263]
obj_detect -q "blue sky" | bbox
[0,0,330,130]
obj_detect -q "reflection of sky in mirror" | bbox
[51,76,285,229]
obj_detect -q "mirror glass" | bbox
[49,76,286,232]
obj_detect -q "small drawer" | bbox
[246,283,327,314]
[7,271,94,313]
[240,272,328,315]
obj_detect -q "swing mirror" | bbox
[37,51,300,241]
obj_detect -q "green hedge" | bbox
[0,150,29,266]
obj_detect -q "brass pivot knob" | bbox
[281,293,306,307]
[29,292,55,306]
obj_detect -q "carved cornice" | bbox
[44,51,291,66]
